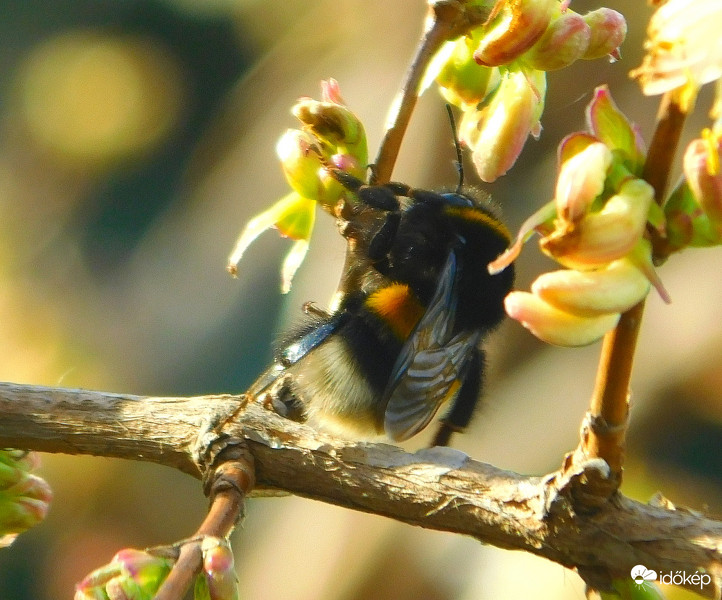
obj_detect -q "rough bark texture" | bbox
[0,382,720,598]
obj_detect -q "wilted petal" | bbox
[488,199,556,274]
[505,291,620,346]
[627,238,671,303]
[281,240,310,294]
[227,192,315,285]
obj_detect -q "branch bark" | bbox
[0,382,720,598]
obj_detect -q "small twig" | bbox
[569,91,688,500]
[372,0,490,183]
[154,448,255,600]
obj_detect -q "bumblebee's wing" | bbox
[248,311,349,396]
[383,250,480,441]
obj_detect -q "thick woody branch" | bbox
[0,382,720,597]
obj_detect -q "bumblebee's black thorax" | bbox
[373,190,514,333]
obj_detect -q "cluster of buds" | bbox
[75,549,173,600]
[228,79,367,293]
[491,87,669,346]
[0,449,52,548]
[75,537,238,600]
[430,0,626,182]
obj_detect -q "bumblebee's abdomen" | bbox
[364,283,425,340]
[286,286,422,437]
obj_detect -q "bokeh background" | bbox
[0,1,719,599]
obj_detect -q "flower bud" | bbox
[460,68,546,182]
[555,137,613,224]
[531,258,650,317]
[75,549,173,600]
[683,134,722,228]
[292,85,367,161]
[0,451,52,546]
[434,36,499,108]
[198,537,239,600]
[664,181,722,250]
[541,178,654,269]
[474,0,556,67]
[505,291,620,346]
[523,11,590,71]
[276,129,332,200]
[586,86,645,171]
[582,8,626,61]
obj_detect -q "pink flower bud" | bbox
[75,549,173,600]
[586,86,645,170]
[292,93,367,156]
[582,8,626,61]
[201,537,239,600]
[523,11,591,71]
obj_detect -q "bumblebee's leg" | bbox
[431,349,483,447]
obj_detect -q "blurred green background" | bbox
[0,1,719,599]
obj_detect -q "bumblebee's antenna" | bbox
[446,104,464,193]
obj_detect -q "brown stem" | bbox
[1,383,720,597]
[574,92,688,495]
[372,1,490,183]
[153,451,255,600]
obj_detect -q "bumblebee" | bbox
[252,166,514,446]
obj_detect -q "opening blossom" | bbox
[630,0,722,101]
[494,87,669,346]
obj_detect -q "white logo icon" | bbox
[630,564,657,584]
